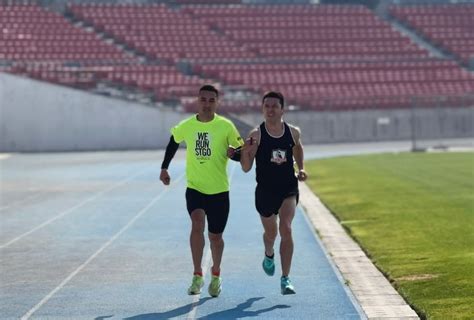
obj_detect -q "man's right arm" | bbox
[240,129,259,173]
[160,135,180,185]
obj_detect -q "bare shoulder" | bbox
[288,123,301,138]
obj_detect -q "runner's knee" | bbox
[208,232,223,243]
[279,223,292,239]
[191,211,205,232]
[265,229,278,241]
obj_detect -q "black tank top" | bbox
[255,122,298,190]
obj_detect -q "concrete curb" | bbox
[299,182,419,320]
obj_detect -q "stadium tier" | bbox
[390,4,474,67]
[1,2,473,111]
[193,60,474,110]
[103,65,213,99]
[68,3,257,62]
[0,4,135,64]
[182,4,429,60]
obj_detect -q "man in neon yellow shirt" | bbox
[160,85,243,297]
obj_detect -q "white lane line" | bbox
[0,154,11,160]
[0,167,152,249]
[186,162,238,319]
[20,173,185,320]
[0,162,133,212]
[186,249,213,320]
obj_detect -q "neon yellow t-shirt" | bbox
[171,114,243,195]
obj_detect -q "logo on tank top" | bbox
[270,149,287,165]
[195,132,212,161]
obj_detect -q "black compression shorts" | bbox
[185,188,230,234]
[255,184,299,218]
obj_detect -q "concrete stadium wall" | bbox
[238,107,474,144]
[0,73,185,152]
[1,73,472,151]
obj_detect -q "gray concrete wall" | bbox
[238,107,474,144]
[0,73,185,152]
[1,73,472,151]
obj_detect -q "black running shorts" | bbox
[185,188,230,234]
[255,184,299,218]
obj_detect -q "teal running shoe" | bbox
[281,276,296,295]
[187,275,204,295]
[208,275,222,297]
[262,255,275,276]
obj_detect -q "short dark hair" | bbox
[262,91,284,108]
[199,85,219,97]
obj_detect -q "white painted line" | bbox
[0,162,131,212]
[186,162,238,320]
[0,167,152,249]
[0,154,11,160]
[20,173,185,320]
[186,249,212,320]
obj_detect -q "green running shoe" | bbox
[262,255,275,276]
[281,276,296,295]
[208,275,222,297]
[187,275,204,295]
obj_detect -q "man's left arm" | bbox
[291,126,307,182]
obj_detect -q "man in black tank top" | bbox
[240,91,308,295]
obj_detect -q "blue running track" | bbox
[0,151,364,319]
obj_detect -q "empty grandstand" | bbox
[0,0,473,151]
[390,3,474,67]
